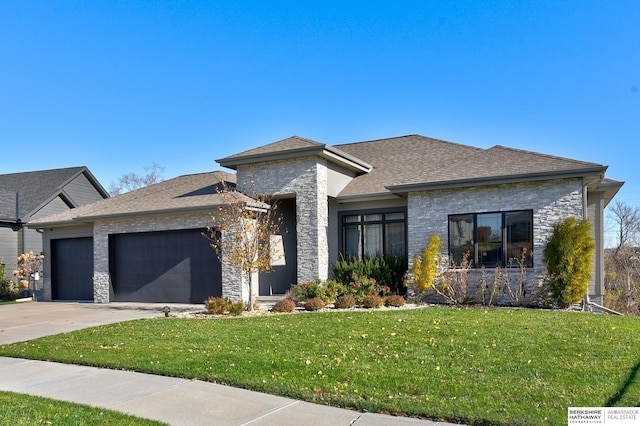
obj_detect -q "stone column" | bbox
[295,162,329,283]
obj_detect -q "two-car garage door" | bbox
[109,229,222,303]
[51,229,222,303]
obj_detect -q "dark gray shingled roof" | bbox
[218,134,612,199]
[217,136,372,173]
[0,166,108,221]
[337,135,608,197]
[334,135,484,197]
[28,171,263,227]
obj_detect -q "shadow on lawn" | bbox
[605,358,640,407]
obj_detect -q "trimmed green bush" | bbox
[272,298,297,313]
[543,217,594,308]
[333,255,408,295]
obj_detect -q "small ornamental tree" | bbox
[543,217,594,308]
[12,251,44,299]
[205,182,283,311]
[412,234,441,295]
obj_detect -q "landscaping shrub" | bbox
[385,295,406,307]
[204,296,231,315]
[272,298,297,313]
[362,294,384,309]
[543,217,594,308]
[333,255,408,295]
[334,294,356,309]
[228,300,245,316]
[304,297,325,311]
[342,273,383,304]
[433,252,475,305]
[0,261,18,301]
[291,279,344,304]
[412,234,441,295]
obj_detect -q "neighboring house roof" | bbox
[0,166,109,222]
[0,190,17,222]
[217,136,372,174]
[29,171,263,228]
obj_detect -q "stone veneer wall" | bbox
[92,213,238,303]
[407,178,586,303]
[237,156,329,283]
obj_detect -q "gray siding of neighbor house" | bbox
[407,178,586,303]
[62,173,107,206]
[0,225,17,278]
[236,156,330,284]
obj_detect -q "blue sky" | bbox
[1,1,638,242]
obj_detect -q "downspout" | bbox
[16,192,25,255]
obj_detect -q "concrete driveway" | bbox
[0,301,201,345]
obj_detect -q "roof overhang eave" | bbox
[590,179,624,207]
[27,218,92,229]
[386,167,607,194]
[335,192,404,203]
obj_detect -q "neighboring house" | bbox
[0,167,108,286]
[30,135,623,305]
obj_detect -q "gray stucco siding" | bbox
[0,225,17,278]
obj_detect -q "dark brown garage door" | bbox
[51,237,94,301]
[109,229,221,303]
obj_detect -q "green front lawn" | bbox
[0,391,167,425]
[1,307,638,425]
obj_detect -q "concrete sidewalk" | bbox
[0,303,457,425]
[0,357,452,426]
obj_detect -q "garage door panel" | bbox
[51,237,94,301]
[109,229,221,303]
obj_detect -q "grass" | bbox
[0,306,638,425]
[0,391,167,425]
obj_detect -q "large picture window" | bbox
[341,209,406,259]
[448,210,533,268]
